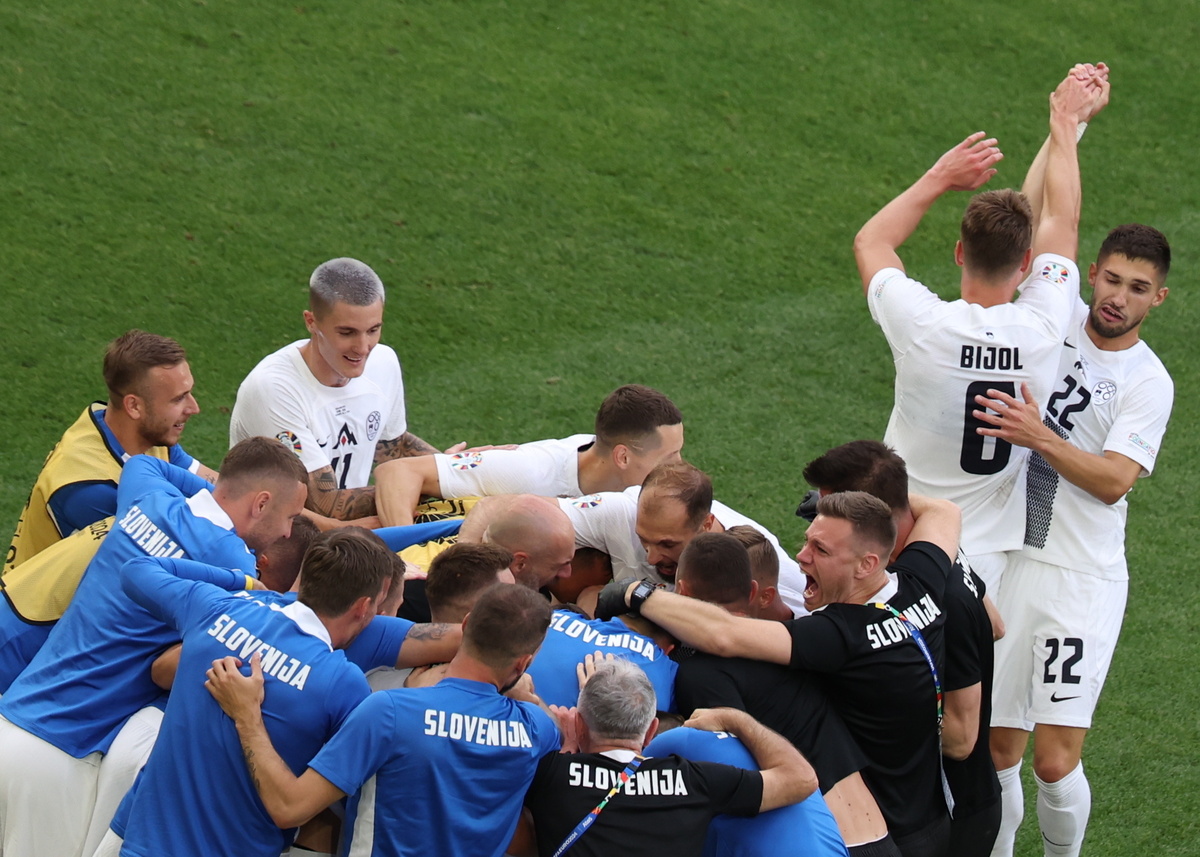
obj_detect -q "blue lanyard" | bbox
[873,601,944,733]
[550,755,645,857]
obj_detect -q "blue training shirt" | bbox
[310,677,560,857]
[526,609,677,709]
[645,728,849,857]
[0,455,256,757]
[116,555,413,857]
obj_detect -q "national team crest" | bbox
[1091,380,1117,403]
[366,411,382,442]
[276,430,302,453]
[1039,262,1071,285]
[571,494,603,509]
[449,452,484,471]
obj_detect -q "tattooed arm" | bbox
[205,654,345,828]
[305,465,377,521]
[395,622,462,669]
[374,431,439,463]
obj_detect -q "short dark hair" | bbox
[298,528,394,616]
[425,543,514,622]
[815,491,897,558]
[259,515,320,593]
[594,385,682,451]
[725,525,779,588]
[1097,224,1171,279]
[640,462,712,530]
[103,330,188,400]
[803,440,910,514]
[463,583,551,670]
[677,532,753,606]
[960,189,1033,277]
[218,437,309,497]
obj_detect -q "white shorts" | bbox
[0,713,103,857]
[991,556,1127,731]
[82,705,164,857]
[90,829,123,857]
[964,550,1008,597]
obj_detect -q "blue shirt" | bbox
[645,728,848,857]
[116,556,414,857]
[527,610,677,709]
[0,596,51,694]
[310,677,560,857]
[0,455,256,757]
[48,407,196,537]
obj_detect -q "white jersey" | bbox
[435,434,594,499]
[229,340,407,489]
[868,253,1078,555]
[558,487,808,616]
[1021,300,1173,580]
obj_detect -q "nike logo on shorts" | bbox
[1050,692,1081,703]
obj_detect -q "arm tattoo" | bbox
[307,466,376,519]
[406,623,452,641]
[244,747,263,793]
[375,431,438,463]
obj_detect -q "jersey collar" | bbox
[280,600,333,650]
[863,572,899,605]
[599,748,639,763]
[185,490,236,531]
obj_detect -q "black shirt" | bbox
[674,653,867,793]
[524,751,762,857]
[942,557,1001,815]
[785,540,950,838]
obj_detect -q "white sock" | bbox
[1036,762,1090,857]
[990,760,1024,857]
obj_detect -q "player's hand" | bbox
[684,707,741,734]
[594,577,639,620]
[205,653,265,723]
[973,382,1053,450]
[503,672,540,703]
[576,651,616,690]
[930,132,1003,192]
[1050,70,1100,126]
[549,705,581,753]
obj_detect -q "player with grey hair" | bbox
[521,659,816,857]
[230,257,451,527]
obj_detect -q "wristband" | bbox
[629,579,663,614]
[245,575,256,591]
[1076,121,1088,143]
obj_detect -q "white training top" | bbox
[558,486,808,617]
[230,341,407,489]
[435,434,595,499]
[867,253,1078,555]
[1021,300,1173,580]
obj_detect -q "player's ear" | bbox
[954,240,965,268]
[1087,262,1098,288]
[612,442,631,469]
[122,392,144,420]
[701,513,716,533]
[747,579,760,604]
[302,309,317,334]
[253,490,271,516]
[1151,286,1168,308]
[1018,247,1033,275]
[641,716,660,749]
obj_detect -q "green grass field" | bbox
[2,1,1197,852]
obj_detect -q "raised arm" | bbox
[854,132,1003,291]
[596,582,793,665]
[374,456,442,527]
[205,654,345,829]
[1022,63,1110,228]
[686,707,818,811]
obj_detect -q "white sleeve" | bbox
[435,446,557,498]
[1014,253,1080,340]
[558,492,650,581]
[230,376,330,474]
[1105,371,1173,477]
[866,268,951,357]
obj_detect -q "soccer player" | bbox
[374,384,685,526]
[110,528,459,857]
[852,67,1104,590]
[0,437,306,857]
[975,224,1173,857]
[205,583,561,857]
[803,440,1000,855]
[597,492,962,857]
[558,462,806,613]
[230,258,448,525]
[522,658,814,857]
[5,329,214,574]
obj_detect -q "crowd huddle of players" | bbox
[0,62,1175,857]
